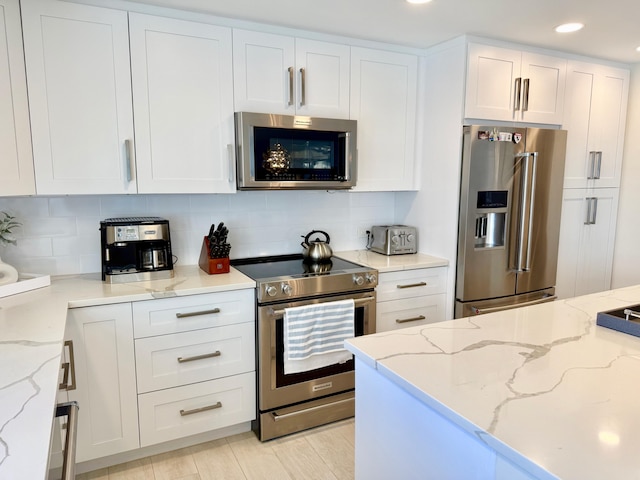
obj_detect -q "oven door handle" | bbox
[271,296,376,318]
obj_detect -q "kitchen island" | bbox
[0,266,254,480]
[345,285,640,480]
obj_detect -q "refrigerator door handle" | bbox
[514,152,538,272]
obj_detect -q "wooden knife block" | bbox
[198,237,230,274]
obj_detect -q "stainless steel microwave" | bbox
[235,112,357,190]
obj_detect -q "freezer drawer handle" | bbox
[396,282,427,289]
[472,295,557,315]
[180,401,222,416]
[177,350,221,363]
[396,315,426,324]
[175,308,220,318]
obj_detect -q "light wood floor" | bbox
[77,419,355,480]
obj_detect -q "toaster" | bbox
[368,225,418,255]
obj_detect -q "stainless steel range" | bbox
[231,254,377,441]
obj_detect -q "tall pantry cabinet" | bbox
[556,62,629,299]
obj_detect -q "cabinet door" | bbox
[556,188,618,299]
[295,38,350,119]
[519,52,566,124]
[130,14,235,193]
[65,303,139,462]
[233,29,295,115]
[0,0,35,196]
[588,67,628,187]
[465,44,521,121]
[563,62,629,188]
[21,0,135,194]
[350,47,418,191]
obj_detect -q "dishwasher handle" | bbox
[56,401,79,480]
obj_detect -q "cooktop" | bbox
[230,254,366,280]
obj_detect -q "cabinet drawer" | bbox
[376,268,446,302]
[135,322,255,393]
[376,294,446,332]
[138,372,256,447]
[133,289,254,338]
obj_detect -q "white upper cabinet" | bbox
[350,47,418,191]
[0,0,35,196]
[130,14,235,193]
[233,29,350,119]
[21,0,136,195]
[465,43,566,124]
[562,61,629,189]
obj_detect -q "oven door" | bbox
[257,290,375,412]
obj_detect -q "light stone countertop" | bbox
[334,250,449,272]
[345,285,640,479]
[0,265,255,480]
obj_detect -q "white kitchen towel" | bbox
[283,299,355,375]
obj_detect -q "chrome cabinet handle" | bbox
[396,315,426,324]
[180,401,222,416]
[595,151,602,179]
[287,66,294,106]
[175,307,220,318]
[587,151,596,179]
[522,78,530,112]
[124,139,134,182]
[177,350,221,363]
[396,282,427,289]
[299,67,306,107]
[59,340,76,391]
[584,197,598,225]
[514,77,522,112]
[226,143,234,183]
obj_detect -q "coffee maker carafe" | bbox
[100,217,174,283]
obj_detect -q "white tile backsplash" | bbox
[0,191,396,276]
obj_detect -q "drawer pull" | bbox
[396,315,426,324]
[396,282,427,289]
[176,308,220,318]
[180,401,222,416]
[177,350,221,363]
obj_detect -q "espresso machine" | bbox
[100,217,174,283]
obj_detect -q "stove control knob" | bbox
[281,283,292,295]
[265,285,278,297]
[353,275,365,286]
[366,273,377,285]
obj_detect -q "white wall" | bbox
[0,191,395,276]
[612,64,640,288]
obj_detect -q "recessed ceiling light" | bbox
[636,46,640,52]
[406,0,433,4]
[555,23,584,33]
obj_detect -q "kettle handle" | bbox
[304,230,330,245]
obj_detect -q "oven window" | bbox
[275,304,365,388]
[253,127,347,181]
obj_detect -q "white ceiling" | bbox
[130,0,640,64]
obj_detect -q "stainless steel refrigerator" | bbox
[454,125,567,318]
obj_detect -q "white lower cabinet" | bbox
[138,372,255,447]
[376,267,447,332]
[65,303,139,463]
[133,290,256,448]
[64,289,256,463]
[556,188,619,299]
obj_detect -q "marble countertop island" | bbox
[346,285,640,479]
[0,265,254,480]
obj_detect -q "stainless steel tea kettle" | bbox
[301,230,333,262]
